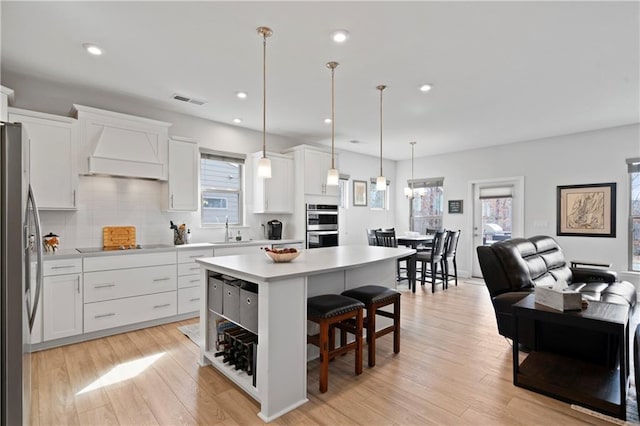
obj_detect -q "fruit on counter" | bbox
[261,247,298,254]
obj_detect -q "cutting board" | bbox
[103,226,136,248]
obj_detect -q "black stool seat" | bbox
[341,285,401,367]
[342,285,399,304]
[308,294,364,318]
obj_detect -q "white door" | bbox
[470,177,525,277]
[43,274,83,341]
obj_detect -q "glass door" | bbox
[471,177,525,277]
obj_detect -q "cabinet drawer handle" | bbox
[188,255,203,258]
[189,279,200,283]
[153,303,171,309]
[153,277,171,282]
[189,298,201,302]
[95,313,116,319]
[94,283,116,289]
[51,265,75,269]
[189,267,199,271]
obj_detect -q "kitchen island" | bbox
[196,245,414,422]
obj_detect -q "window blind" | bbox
[479,186,513,199]
[200,148,245,164]
[627,157,640,173]
[407,177,444,189]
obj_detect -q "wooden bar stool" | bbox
[341,285,400,367]
[307,294,364,393]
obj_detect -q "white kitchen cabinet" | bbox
[82,250,177,332]
[252,152,294,213]
[42,258,83,342]
[8,108,78,210]
[303,149,338,197]
[1,86,14,122]
[166,137,198,211]
[43,273,83,341]
[176,247,212,314]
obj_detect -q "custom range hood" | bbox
[73,105,172,180]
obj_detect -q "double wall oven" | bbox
[306,204,338,249]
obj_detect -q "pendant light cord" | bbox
[331,66,335,169]
[377,85,386,177]
[262,33,267,158]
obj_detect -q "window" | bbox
[369,178,389,210]
[628,158,640,271]
[200,151,244,225]
[338,175,349,209]
[409,177,444,232]
[203,197,227,209]
[479,186,513,245]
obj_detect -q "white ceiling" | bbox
[1,1,638,160]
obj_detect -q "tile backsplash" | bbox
[39,175,270,249]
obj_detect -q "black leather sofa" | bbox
[477,235,636,359]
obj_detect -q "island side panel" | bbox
[257,276,308,422]
[345,258,398,331]
[199,266,210,366]
[344,258,397,290]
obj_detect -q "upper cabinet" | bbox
[0,86,14,122]
[73,104,171,180]
[8,108,79,210]
[303,149,339,197]
[252,152,294,213]
[166,137,199,211]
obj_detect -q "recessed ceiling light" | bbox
[419,84,433,92]
[236,91,247,99]
[233,118,242,123]
[324,118,332,124]
[330,30,350,43]
[82,43,103,56]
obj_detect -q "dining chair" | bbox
[415,230,447,292]
[443,230,461,288]
[375,229,412,285]
[366,228,379,246]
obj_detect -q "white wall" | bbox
[394,124,640,284]
[338,150,396,246]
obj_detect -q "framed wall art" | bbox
[556,182,616,237]
[353,180,367,206]
[448,200,463,214]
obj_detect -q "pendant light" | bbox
[404,141,416,198]
[256,26,273,178]
[376,85,387,191]
[326,61,339,186]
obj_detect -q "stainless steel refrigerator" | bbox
[1,121,43,425]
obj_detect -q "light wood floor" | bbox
[31,281,619,425]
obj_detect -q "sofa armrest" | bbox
[492,291,532,314]
[571,267,617,284]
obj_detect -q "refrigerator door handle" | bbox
[26,185,43,332]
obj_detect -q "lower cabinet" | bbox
[40,258,83,343]
[177,247,212,314]
[43,273,83,341]
[84,291,176,333]
[83,252,178,333]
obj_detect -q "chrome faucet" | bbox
[224,216,230,242]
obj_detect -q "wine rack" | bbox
[214,322,258,386]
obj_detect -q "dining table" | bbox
[396,234,433,293]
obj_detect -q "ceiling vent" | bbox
[171,93,207,106]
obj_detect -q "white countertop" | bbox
[208,239,303,248]
[41,239,303,260]
[196,245,415,282]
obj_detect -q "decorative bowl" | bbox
[264,250,301,263]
